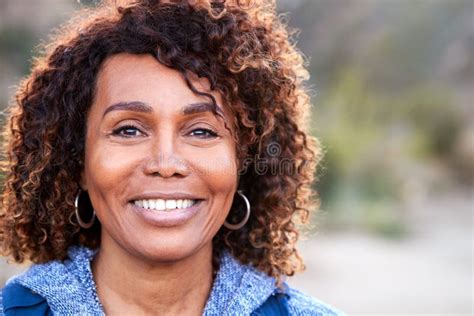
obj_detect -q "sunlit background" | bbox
[0,0,472,314]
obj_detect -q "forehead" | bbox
[93,53,227,114]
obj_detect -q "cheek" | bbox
[189,145,238,232]
[188,144,238,196]
[84,142,141,203]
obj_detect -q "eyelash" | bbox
[111,125,219,139]
[111,125,145,138]
[189,128,219,138]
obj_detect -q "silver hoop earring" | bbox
[224,190,251,230]
[74,190,96,229]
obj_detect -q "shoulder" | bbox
[3,258,69,290]
[285,286,346,316]
[2,245,94,291]
[0,246,100,314]
[0,260,66,313]
[1,281,51,315]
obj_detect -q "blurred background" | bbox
[0,0,472,314]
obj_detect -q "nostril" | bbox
[151,171,162,177]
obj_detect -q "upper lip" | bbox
[129,192,204,202]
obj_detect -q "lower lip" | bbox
[130,200,203,227]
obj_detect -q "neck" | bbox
[92,234,214,316]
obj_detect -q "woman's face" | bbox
[81,53,238,263]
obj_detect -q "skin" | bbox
[80,53,239,315]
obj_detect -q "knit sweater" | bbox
[0,246,344,315]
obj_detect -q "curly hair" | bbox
[0,0,320,284]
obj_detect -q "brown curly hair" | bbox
[0,0,320,283]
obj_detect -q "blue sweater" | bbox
[0,246,344,315]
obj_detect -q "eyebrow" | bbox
[103,101,224,117]
[182,102,224,116]
[103,101,152,117]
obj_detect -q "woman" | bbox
[0,0,343,315]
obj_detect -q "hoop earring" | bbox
[74,190,96,229]
[224,190,251,230]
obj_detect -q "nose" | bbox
[143,132,191,178]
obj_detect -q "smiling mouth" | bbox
[132,199,202,211]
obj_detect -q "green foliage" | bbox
[312,66,463,238]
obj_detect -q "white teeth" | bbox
[165,200,176,209]
[156,199,166,210]
[134,199,197,211]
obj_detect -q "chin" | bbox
[132,236,208,264]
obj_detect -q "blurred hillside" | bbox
[0,0,473,314]
[278,0,473,237]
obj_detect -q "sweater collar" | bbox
[14,246,103,315]
[204,250,277,314]
[13,245,277,315]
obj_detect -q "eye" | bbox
[189,128,219,139]
[112,125,145,138]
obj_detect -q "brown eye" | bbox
[112,125,145,137]
[189,128,219,139]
